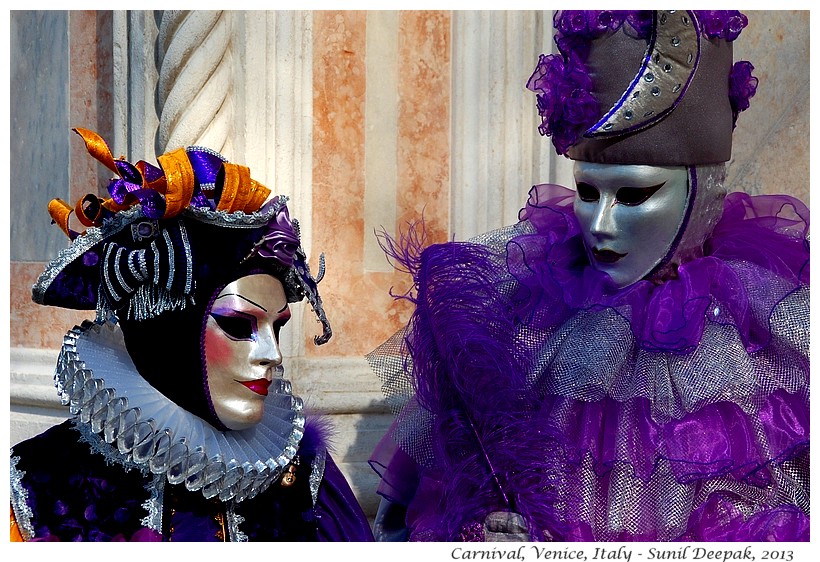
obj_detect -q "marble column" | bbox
[451,10,573,240]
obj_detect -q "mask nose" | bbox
[588,193,617,239]
[252,328,283,374]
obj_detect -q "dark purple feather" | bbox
[377,225,567,541]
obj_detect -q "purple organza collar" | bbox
[510,183,809,354]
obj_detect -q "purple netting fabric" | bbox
[369,184,809,541]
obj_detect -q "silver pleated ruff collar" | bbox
[54,320,305,504]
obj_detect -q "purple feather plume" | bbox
[300,413,338,457]
[378,225,567,541]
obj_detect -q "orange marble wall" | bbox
[69,11,114,204]
[396,11,451,231]
[309,11,451,358]
[10,11,113,350]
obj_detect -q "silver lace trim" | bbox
[140,473,165,533]
[309,448,327,507]
[125,284,194,321]
[186,146,228,162]
[226,504,248,542]
[56,320,305,504]
[182,195,286,228]
[10,454,34,541]
[32,206,146,305]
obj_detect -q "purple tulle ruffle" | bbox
[540,388,808,486]
[370,183,809,541]
[526,54,599,155]
[512,184,809,355]
[729,61,759,127]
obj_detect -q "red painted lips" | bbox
[592,247,627,264]
[239,379,272,396]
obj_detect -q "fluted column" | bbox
[450,11,571,240]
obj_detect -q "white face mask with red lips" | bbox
[204,274,291,430]
[573,162,691,288]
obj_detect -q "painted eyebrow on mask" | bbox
[215,293,268,313]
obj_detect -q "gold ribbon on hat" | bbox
[48,129,271,238]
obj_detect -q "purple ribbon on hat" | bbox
[105,159,167,220]
[246,203,300,268]
[107,157,216,218]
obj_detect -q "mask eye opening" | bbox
[615,182,666,206]
[210,311,257,341]
[576,182,600,202]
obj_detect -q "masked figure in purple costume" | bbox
[368,10,809,542]
[10,129,374,542]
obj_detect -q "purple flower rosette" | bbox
[728,61,758,126]
[248,203,300,267]
[553,10,652,60]
[526,53,599,155]
[694,10,748,41]
[528,11,658,156]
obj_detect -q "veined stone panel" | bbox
[727,10,809,203]
[309,11,450,362]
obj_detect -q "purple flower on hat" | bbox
[554,11,590,36]
[595,11,626,33]
[531,10,660,155]
[555,10,627,38]
[554,11,634,62]
[249,204,300,267]
[695,11,748,41]
[624,11,653,39]
[728,61,758,127]
[527,53,599,155]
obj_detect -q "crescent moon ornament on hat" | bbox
[586,11,700,138]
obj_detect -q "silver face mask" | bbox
[203,274,290,430]
[573,162,691,288]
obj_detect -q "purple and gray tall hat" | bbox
[33,128,331,429]
[527,10,757,165]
